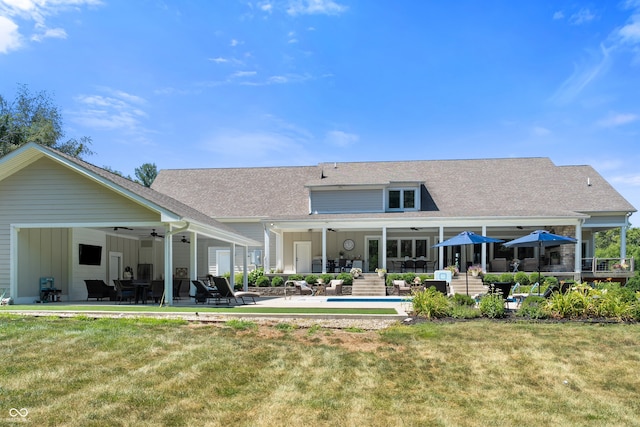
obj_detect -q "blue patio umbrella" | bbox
[503,230,577,295]
[433,231,504,295]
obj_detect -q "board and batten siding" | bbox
[310,189,383,213]
[0,157,160,298]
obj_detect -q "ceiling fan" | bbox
[180,235,190,244]
[113,226,133,231]
[150,229,164,238]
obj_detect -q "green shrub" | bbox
[320,273,334,284]
[529,272,543,285]
[248,268,264,285]
[271,276,284,287]
[386,273,404,286]
[514,271,530,286]
[402,273,417,283]
[412,287,452,319]
[483,273,500,284]
[544,276,559,289]
[516,296,547,319]
[451,293,475,306]
[478,293,506,318]
[255,276,271,287]
[304,274,319,285]
[287,274,304,281]
[499,273,514,283]
[450,304,482,319]
[336,272,353,285]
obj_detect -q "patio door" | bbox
[108,252,122,287]
[365,237,381,272]
[216,250,231,276]
[294,241,311,273]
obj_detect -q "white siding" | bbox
[310,189,383,213]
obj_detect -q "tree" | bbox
[0,84,92,159]
[135,163,157,187]
[595,227,640,262]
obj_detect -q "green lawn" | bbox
[1,315,638,426]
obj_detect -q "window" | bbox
[387,188,417,211]
[387,238,429,258]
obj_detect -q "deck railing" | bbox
[581,257,635,275]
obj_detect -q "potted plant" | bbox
[350,267,362,278]
[375,268,387,278]
[445,265,459,277]
[468,264,482,277]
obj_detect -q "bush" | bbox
[514,271,530,286]
[255,276,271,287]
[451,293,475,306]
[402,273,417,283]
[529,272,543,285]
[304,274,318,285]
[386,273,404,286]
[287,274,304,281]
[499,273,514,283]
[478,293,506,318]
[483,273,500,284]
[412,287,452,319]
[450,305,482,319]
[516,296,547,319]
[248,268,264,285]
[320,273,334,284]
[336,272,353,285]
[271,276,284,287]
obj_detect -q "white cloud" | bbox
[259,2,273,13]
[0,0,101,53]
[232,70,257,78]
[596,112,639,127]
[617,14,640,45]
[550,43,611,104]
[532,126,551,136]
[209,57,228,63]
[325,130,359,147]
[287,0,347,16]
[553,11,564,20]
[610,173,640,186]
[230,38,241,47]
[570,8,596,25]
[0,15,22,53]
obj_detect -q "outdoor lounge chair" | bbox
[393,280,411,296]
[210,276,260,304]
[491,258,508,272]
[113,279,134,304]
[191,280,225,304]
[173,279,183,300]
[149,280,164,303]
[84,279,113,301]
[324,279,343,296]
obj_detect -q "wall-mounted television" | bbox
[79,244,102,266]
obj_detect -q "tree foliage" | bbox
[595,227,640,262]
[134,163,157,187]
[0,85,92,159]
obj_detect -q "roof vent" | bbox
[587,177,592,187]
[334,162,337,168]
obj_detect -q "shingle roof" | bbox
[152,157,635,220]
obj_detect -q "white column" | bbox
[189,232,197,299]
[263,226,270,272]
[163,226,173,305]
[322,227,327,274]
[382,226,387,271]
[438,226,444,270]
[481,225,487,272]
[229,243,236,289]
[575,220,583,273]
[621,214,630,259]
[243,246,248,291]
[275,232,283,271]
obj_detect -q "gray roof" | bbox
[152,157,636,220]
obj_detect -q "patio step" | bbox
[351,274,386,296]
[449,274,487,297]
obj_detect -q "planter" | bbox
[377,272,386,278]
[470,271,479,277]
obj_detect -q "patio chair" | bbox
[490,258,507,272]
[324,279,343,296]
[113,279,134,304]
[191,280,224,304]
[414,260,427,273]
[173,279,183,300]
[522,258,537,271]
[393,280,411,296]
[403,260,416,272]
[210,276,260,304]
[84,279,113,301]
[149,280,164,303]
[293,280,315,296]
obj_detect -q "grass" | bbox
[1,315,639,426]
[0,305,397,315]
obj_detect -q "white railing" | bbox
[581,257,635,274]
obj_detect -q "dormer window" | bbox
[388,188,418,211]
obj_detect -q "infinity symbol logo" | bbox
[9,408,28,418]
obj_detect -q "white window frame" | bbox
[387,188,419,211]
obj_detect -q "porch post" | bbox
[382,226,387,271]
[229,243,236,289]
[322,227,327,274]
[243,246,248,291]
[438,226,444,270]
[575,220,583,273]
[164,226,173,305]
[189,232,197,299]
[481,225,487,272]
[263,225,270,273]
[621,214,630,259]
[275,231,283,272]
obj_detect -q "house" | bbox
[0,144,635,305]
[0,143,259,304]
[152,157,636,281]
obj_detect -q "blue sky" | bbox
[2,0,640,222]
